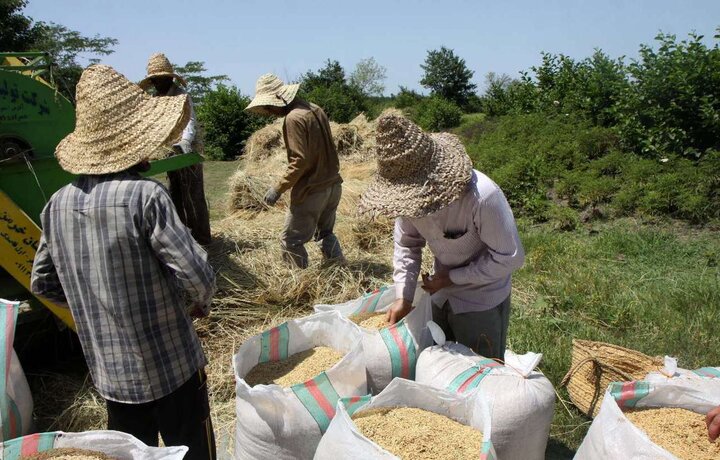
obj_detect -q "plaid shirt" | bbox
[31,172,215,403]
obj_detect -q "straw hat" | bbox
[138,52,187,89]
[55,65,190,175]
[358,113,473,219]
[245,73,299,114]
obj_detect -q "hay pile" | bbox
[625,408,720,460]
[352,407,483,460]
[244,346,345,387]
[227,170,279,212]
[21,448,115,460]
[244,118,284,161]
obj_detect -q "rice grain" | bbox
[244,346,345,387]
[21,448,116,460]
[350,312,389,330]
[352,407,483,460]
[625,407,720,460]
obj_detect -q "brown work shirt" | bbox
[276,101,342,203]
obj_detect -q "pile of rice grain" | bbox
[350,312,389,330]
[352,407,482,460]
[21,448,116,460]
[625,407,720,460]
[244,346,345,387]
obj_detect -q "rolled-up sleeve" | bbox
[144,187,216,307]
[180,97,196,143]
[30,233,67,303]
[448,189,524,286]
[393,217,426,301]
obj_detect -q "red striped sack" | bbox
[233,311,366,460]
[0,300,32,441]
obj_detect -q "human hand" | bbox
[707,406,720,441]
[189,303,210,318]
[421,272,453,295]
[172,139,192,154]
[386,298,413,325]
[264,187,281,206]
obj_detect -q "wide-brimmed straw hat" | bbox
[245,73,299,114]
[138,52,187,90]
[55,65,190,175]
[358,113,473,219]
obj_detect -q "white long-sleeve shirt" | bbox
[393,170,525,313]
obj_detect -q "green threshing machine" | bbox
[0,52,204,346]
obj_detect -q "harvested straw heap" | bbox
[350,312,389,330]
[625,408,720,460]
[352,407,483,460]
[244,347,345,387]
[227,170,277,212]
[21,448,116,460]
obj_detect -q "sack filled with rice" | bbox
[233,311,366,460]
[575,379,720,460]
[314,378,495,460]
[415,337,554,460]
[0,430,187,459]
[314,285,432,393]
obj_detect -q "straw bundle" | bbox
[352,216,394,251]
[352,407,483,460]
[227,170,279,212]
[561,339,662,417]
[625,408,720,460]
[244,119,284,161]
[21,448,116,460]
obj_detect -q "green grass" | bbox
[509,218,720,457]
[203,160,241,220]
[151,159,241,221]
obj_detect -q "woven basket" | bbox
[561,339,663,417]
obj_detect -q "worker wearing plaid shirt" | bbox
[31,169,217,459]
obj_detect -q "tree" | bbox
[196,84,270,160]
[0,0,42,51]
[349,57,387,97]
[172,61,229,103]
[420,46,477,108]
[299,59,368,122]
[31,22,118,100]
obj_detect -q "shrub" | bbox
[196,84,271,160]
[411,96,463,131]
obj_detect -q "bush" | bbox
[196,84,271,160]
[299,60,368,123]
[461,113,720,223]
[394,86,423,109]
[411,96,463,131]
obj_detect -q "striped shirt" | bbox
[30,172,215,403]
[393,170,525,313]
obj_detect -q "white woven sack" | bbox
[575,379,720,459]
[315,285,432,393]
[0,300,32,441]
[233,311,366,460]
[415,341,554,460]
[645,356,720,383]
[0,430,187,459]
[314,378,496,460]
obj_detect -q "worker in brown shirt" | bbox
[245,74,344,268]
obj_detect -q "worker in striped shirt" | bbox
[31,65,216,460]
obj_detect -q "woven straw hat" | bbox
[245,73,299,114]
[138,52,187,89]
[55,65,190,175]
[359,113,473,218]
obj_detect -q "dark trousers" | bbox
[432,295,511,359]
[106,370,216,460]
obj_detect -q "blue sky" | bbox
[23,0,720,96]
